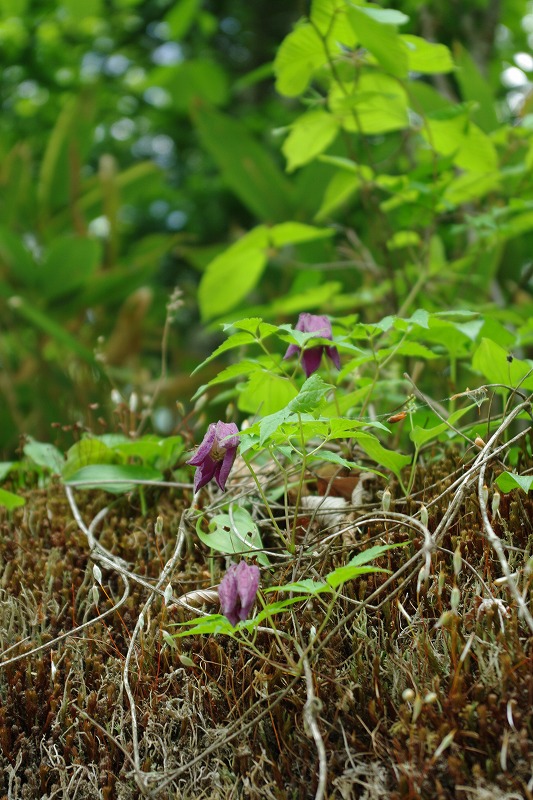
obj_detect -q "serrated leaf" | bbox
[283,109,339,172]
[355,433,411,479]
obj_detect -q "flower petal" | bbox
[219,564,239,626]
[187,423,216,466]
[301,347,323,377]
[236,561,260,615]
[326,345,341,370]
[193,456,218,492]
[216,448,236,491]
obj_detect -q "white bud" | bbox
[453,545,462,577]
[381,488,391,512]
[420,505,428,528]
[92,585,99,605]
[491,490,501,516]
[164,583,172,605]
[450,586,461,612]
[92,564,102,585]
[129,392,139,413]
[111,388,123,406]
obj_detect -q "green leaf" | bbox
[422,113,498,174]
[198,226,269,321]
[289,373,332,414]
[62,438,116,480]
[196,507,270,566]
[40,236,101,300]
[495,472,533,494]
[410,401,484,448]
[23,438,64,474]
[64,464,163,493]
[274,23,326,97]
[0,227,36,288]
[454,43,499,132]
[355,433,411,479]
[401,35,454,74]
[472,338,533,390]
[192,105,294,222]
[268,222,335,247]
[164,0,202,39]
[238,372,299,416]
[283,109,339,172]
[0,488,25,510]
[316,170,361,220]
[348,6,408,78]
[330,74,409,134]
[0,462,16,481]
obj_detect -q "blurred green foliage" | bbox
[1,0,533,455]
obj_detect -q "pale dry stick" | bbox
[478,451,533,636]
[66,486,209,615]
[300,644,328,800]
[122,510,186,798]
[0,575,130,669]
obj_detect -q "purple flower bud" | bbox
[284,313,341,377]
[187,421,239,493]
[218,561,260,626]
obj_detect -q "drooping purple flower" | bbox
[187,421,239,493]
[219,560,260,626]
[284,313,341,377]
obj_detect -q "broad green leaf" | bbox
[496,472,533,494]
[64,464,163,493]
[62,439,116,480]
[357,6,408,25]
[24,439,64,473]
[269,222,335,247]
[387,230,421,250]
[0,488,25,510]
[196,507,270,566]
[0,462,16,481]
[454,43,499,132]
[164,0,201,38]
[410,401,485,448]
[402,35,454,74]
[355,433,411,479]
[316,170,361,220]
[238,372,299,416]
[0,227,36,288]
[283,109,339,172]
[348,6,408,78]
[198,227,269,321]
[472,338,533,389]
[40,236,101,300]
[274,22,329,97]
[330,74,409,134]
[193,105,294,222]
[289,373,332,414]
[422,113,497,174]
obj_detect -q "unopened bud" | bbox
[420,505,428,528]
[382,488,391,512]
[481,484,489,506]
[93,564,103,585]
[424,691,437,704]
[453,544,462,576]
[111,388,123,406]
[475,436,485,449]
[129,392,139,413]
[450,586,461,612]
[402,688,415,702]
[491,490,501,516]
[155,515,164,536]
[164,583,172,605]
[438,570,446,596]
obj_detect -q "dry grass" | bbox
[1,414,533,799]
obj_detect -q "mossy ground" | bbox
[1,445,532,800]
